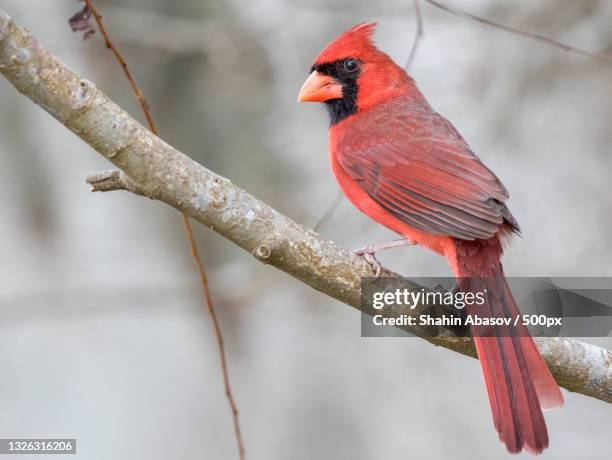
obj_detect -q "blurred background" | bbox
[1,0,611,459]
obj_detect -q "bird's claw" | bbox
[354,238,414,277]
[355,246,383,277]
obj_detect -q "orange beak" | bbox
[297,71,343,102]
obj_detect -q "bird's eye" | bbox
[343,59,359,73]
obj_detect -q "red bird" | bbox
[298,23,563,454]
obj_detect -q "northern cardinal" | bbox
[298,23,563,454]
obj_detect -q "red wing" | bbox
[338,108,519,241]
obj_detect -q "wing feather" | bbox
[337,98,519,240]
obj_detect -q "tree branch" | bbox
[405,0,424,70]
[74,2,246,457]
[422,0,612,60]
[1,9,610,404]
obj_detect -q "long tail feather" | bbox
[451,238,563,454]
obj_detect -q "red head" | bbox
[298,23,412,124]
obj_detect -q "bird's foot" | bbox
[354,247,383,277]
[354,238,415,277]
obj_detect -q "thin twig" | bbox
[181,216,245,460]
[405,0,424,70]
[313,190,343,232]
[77,1,246,458]
[80,0,157,133]
[423,0,612,60]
